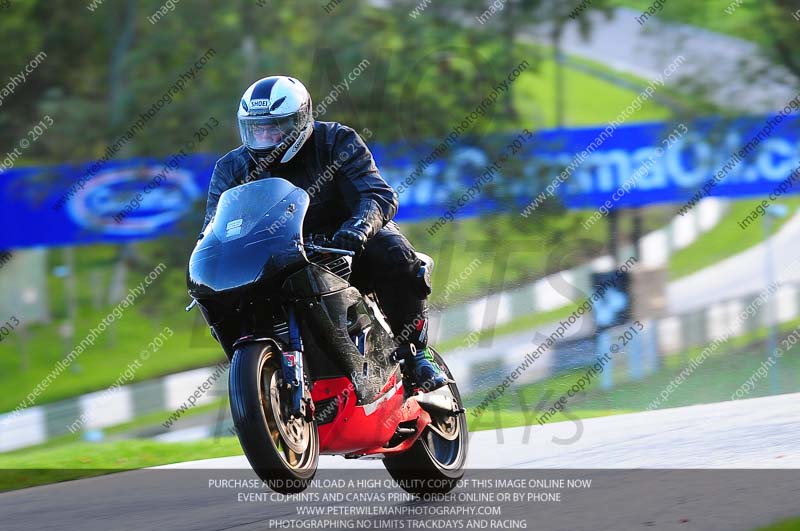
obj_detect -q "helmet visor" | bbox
[238,114,300,150]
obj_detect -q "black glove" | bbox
[332,199,384,254]
[332,225,368,253]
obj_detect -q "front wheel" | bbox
[229,341,319,494]
[383,348,468,496]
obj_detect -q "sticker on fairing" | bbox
[226,219,243,237]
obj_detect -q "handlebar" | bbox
[303,243,355,257]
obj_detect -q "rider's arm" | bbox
[331,125,398,238]
[201,162,225,233]
[201,152,241,234]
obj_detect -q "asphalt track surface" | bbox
[668,211,800,314]
[2,393,798,531]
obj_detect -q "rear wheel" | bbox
[383,348,468,496]
[229,341,319,494]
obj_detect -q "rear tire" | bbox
[229,341,319,494]
[383,348,468,496]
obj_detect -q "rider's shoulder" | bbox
[215,145,249,167]
[313,120,356,140]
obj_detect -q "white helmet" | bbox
[237,75,313,165]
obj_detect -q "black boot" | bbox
[396,317,448,392]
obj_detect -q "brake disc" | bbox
[425,388,461,441]
[268,372,310,454]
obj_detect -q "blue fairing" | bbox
[188,178,310,297]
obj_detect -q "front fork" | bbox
[281,305,308,418]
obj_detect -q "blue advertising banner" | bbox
[2,114,799,249]
[0,155,217,249]
[547,114,800,209]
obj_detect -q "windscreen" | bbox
[211,178,301,242]
[188,178,310,295]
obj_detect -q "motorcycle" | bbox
[187,177,468,495]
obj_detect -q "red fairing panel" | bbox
[312,375,424,455]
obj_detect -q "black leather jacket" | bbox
[202,121,398,236]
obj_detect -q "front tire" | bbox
[383,348,468,496]
[229,341,319,494]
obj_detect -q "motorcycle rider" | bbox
[201,75,447,391]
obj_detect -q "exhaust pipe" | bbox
[414,389,460,415]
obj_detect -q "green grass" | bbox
[467,314,800,428]
[748,518,800,531]
[0,240,226,413]
[668,199,800,279]
[513,51,672,128]
[0,438,243,492]
[0,437,241,469]
[563,54,719,116]
[4,397,231,455]
[467,407,632,432]
[436,304,576,352]
[0,299,224,413]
